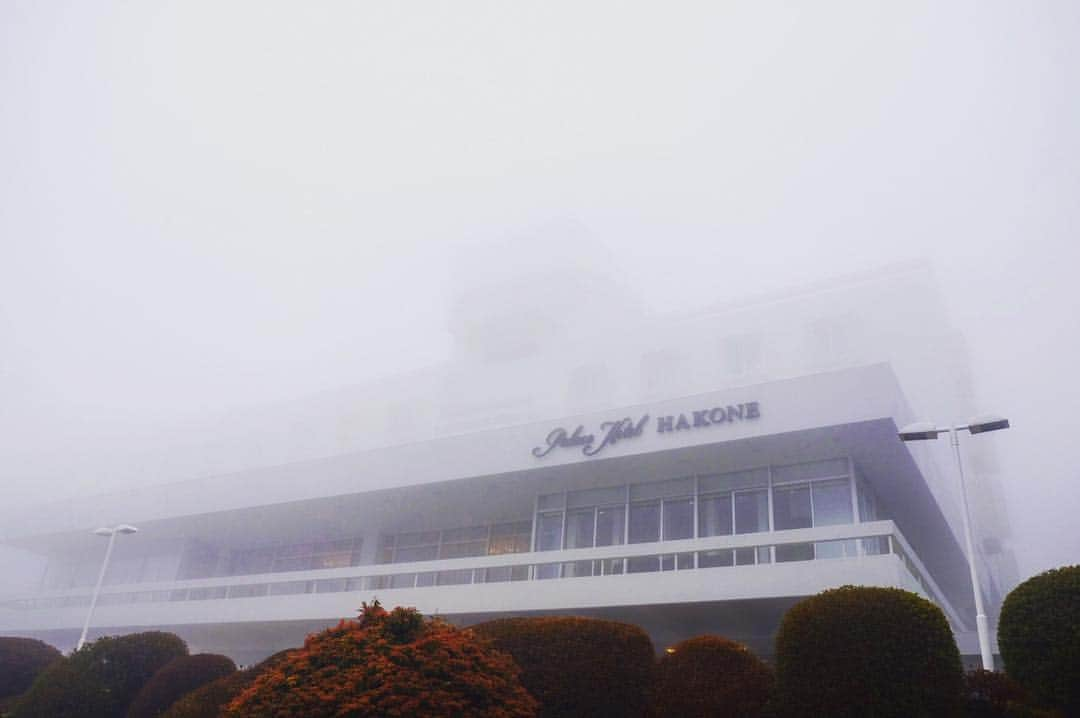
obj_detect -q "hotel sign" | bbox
[532,402,761,459]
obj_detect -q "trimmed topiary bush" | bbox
[651,635,773,718]
[0,637,61,703]
[14,631,188,718]
[226,602,537,717]
[470,615,655,718]
[999,565,1080,716]
[963,670,1028,718]
[160,650,293,718]
[126,653,236,718]
[773,585,962,718]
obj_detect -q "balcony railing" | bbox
[0,520,962,629]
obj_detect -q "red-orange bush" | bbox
[470,616,655,718]
[226,603,536,717]
[651,635,773,718]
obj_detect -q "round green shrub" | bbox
[226,602,536,717]
[125,653,236,718]
[773,585,962,718]
[0,637,61,701]
[963,670,1028,718]
[160,650,292,718]
[470,615,655,718]
[998,565,1080,716]
[651,635,773,718]
[14,631,188,718]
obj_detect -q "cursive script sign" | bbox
[532,402,761,459]
[532,415,649,458]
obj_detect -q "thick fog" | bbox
[2,1,1078,592]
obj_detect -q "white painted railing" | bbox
[2,520,961,628]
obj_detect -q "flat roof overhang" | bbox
[0,363,974,619]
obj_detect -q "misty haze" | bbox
[1,2,1078,715]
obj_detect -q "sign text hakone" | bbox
[531,402,761,458]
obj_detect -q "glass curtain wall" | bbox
[535,458,858,570]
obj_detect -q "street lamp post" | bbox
[898,415,1009,671]
[76,524,138,651]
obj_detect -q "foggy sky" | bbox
[2,1,1078,582]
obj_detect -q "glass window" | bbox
[229,548,275,576]
[813,479,854,526]
[773,484,812,530]
[436,569,474,585]
[534,563,561,580]
[397,531,440,548]
[858,481,878,522]
[314,579,347,593]
[699,549,734,568]
[699,494,733,537]
[565,509,596,549]
[489,522,532,555]
[484,565,530,583]
[567,486,625,508]
[312,552,352,569]
[629,502,661,544]
[815,539,858,559]
[660,553,694,570]
[273,556,313,572]
[662,499,694,541]
[776,543,814,562]
[536,513,563,551]
[441,526,489,543]
[439,541,487,560]
[393,546,438,563]
[773,458,849,483]
[734,490,768,534]
[734,547,758,565]
[390,573,416,589]
[627,556,660,573]
[564,509,596,577]
[699,468,768,494]
[631,476,694,501]
[270,580,312,595]
[596,506,625,546]
[228,583,268,598]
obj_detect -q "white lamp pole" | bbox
[898,415,1008,671]
[76,524,138,651]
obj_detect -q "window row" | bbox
[534,463,863,555]
[377,521,532,565]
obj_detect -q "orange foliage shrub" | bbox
[225,602,536,718]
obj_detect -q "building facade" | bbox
[0,262,1016,663]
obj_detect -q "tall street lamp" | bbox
[77,524,138,651]
[898,414,1009,670]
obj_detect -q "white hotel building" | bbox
[0,262,1017,663]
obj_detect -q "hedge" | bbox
[226,602,537,717]
[961,669,1051,718]
[470,615,655,718]
[651,635,773,718]
[0,637,61,702]
[14,631,188,718]
[998,565,1080,716]
[125,654,236,718]
[773,585,962,718]
[159,650,293,718]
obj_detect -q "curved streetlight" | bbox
[76,524,138,650]
[898,415,1009,670]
